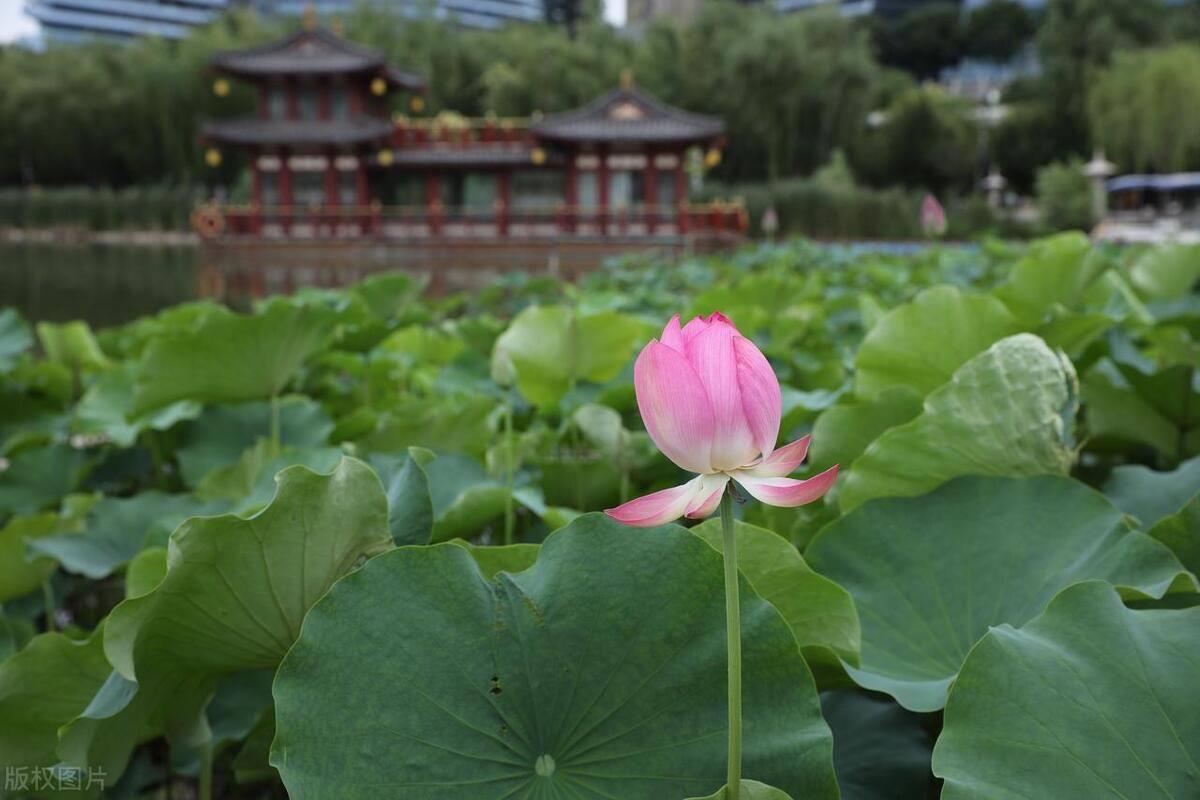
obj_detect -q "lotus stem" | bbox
[503,400,515,545]
[720,490,742,799]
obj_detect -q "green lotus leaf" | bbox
[133,302,336,413]
[840,334,1077,510]
[491,305,647,407]
[0,627,111,782]
[1105,455,1200,575]
[369,448,435,546]
[271,514,838,799]
[73,363,201,448]
[820,691,933,800]
[853,286,1021,401]
[809,387,922,474]
[105,457,393,679]
[1,513,82,603]
[27,491,226,580]
[425,453,511,542]
[360,395,498,458]
[992,232,1106,324]
[0,444,91,518]
[175,396,334,487]
[806,475,1194,711]
[933,581,1200,799]
[692,519,860,682]
[0,309,33,374]
[1082,358,1200,464]
[1130,242,1200,299]
[36,321,110,372]
[449,540,540,578]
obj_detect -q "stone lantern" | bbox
[1084,151,1117,222]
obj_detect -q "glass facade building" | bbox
[25,0,545,44]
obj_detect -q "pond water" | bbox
[0,243,198,328]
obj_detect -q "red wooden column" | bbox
[279,149,293,234]
[564,153,578,233]
[497,170,511,237]
[644,150,657,234]
[674,149,688,233]
[324,151,339,206]
[597,145,610,235]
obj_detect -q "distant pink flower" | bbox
[606,312,838,527]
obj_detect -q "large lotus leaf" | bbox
[1082,358,1200,463]
[368,449,435,546]
[806,476,1194,712]
[0,444,90,517]
[194,441,344,511]
[840,334,1077,510]
[425,453,511,542]
[0,628,111,782]
[1130,242,1200,299]
[0,513,81,603]
[0,611,34,662]
[105,457,393,680]
[36,321,110,372]
[933,581,1200,799]
[1105,455,1200,575]
[491,305,647,407]
[820,690,933,800]
[449,540,541,578]
[271,514,839,799]
[27,491,227,580]
[73,363,200,448]
[853,286,1021,400]
[133,302,336,413]
[692,519,860,682]
[809,387,922,474]
[992,232,1106,324]
[360,395,498,458]
[175,396,334,487]
[0,309,32,373]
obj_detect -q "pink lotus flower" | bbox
[606,312,838,527]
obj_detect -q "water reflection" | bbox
[0,243,197,328]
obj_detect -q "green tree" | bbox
[1089,45,1200,172]
[879,3,964,80]
[963,0,1036,62]
[1036,158,1093,231]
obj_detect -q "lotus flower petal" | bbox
[733,335,782,459]
[745,435,810,478]
[731,465,839,508]
[604,477,703,527]
[659,314,684,353]
[634,341,714,473]
[684,473,730,520]
[686,320,756,471]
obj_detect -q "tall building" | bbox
[24,0,546,44]
[25,0,231,43]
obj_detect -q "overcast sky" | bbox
[0,0,627,43]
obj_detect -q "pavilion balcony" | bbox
[201,202,748,241]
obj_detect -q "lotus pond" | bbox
[0,234,1198,799]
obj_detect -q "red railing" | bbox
[390,116,534,148]
[197,202,748,241]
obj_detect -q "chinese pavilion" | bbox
[197,22,745,257]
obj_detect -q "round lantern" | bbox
[377,149,394,167]
[530,147,547,166]
[409,95,426,113]
[204,147,222,168]
[213,78,230,97]
[704,148,722,168]
[370,77,387,97]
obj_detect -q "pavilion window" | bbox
[608,170,644,209]
[656,170,676,210]
[293,171,324,207]
[330,85,349,120]
[298,85,319,122]
[439,173,497,212]
[338,171,357,206]
[391,174,424,207]
[260,171,279,206]
[577,172,598,209]
[512,170,564,210]
[267,85,287,120]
